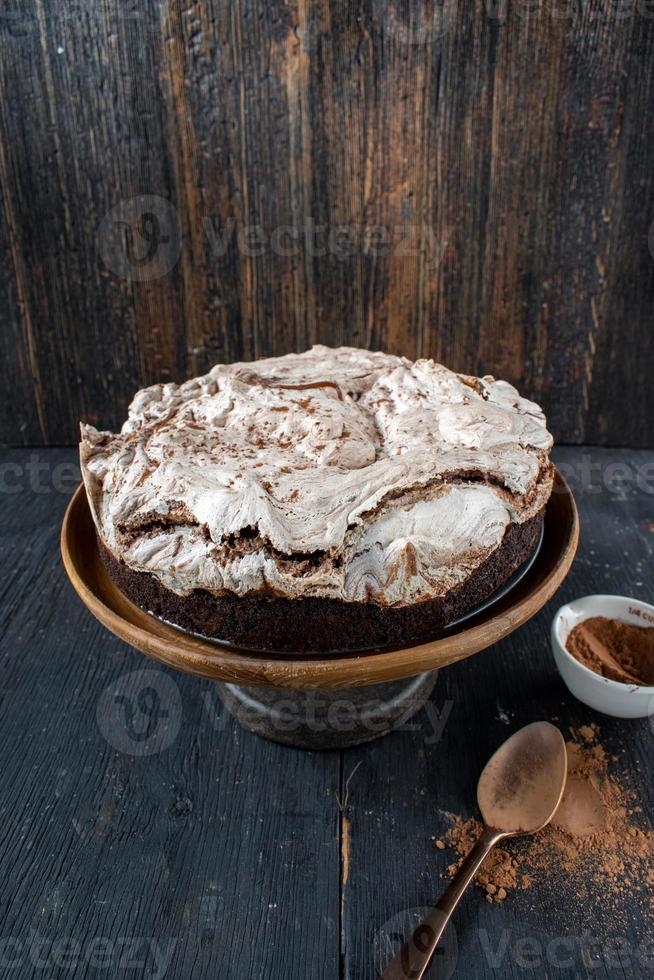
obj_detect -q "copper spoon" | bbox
[380,721,567,980]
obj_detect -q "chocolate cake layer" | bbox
[99,508,544,653]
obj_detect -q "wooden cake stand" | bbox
[61,471,578,748]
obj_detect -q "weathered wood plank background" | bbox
[0,0,653,447]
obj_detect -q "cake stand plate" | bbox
[61,470,578,748]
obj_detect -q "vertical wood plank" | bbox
[0,0,652,446]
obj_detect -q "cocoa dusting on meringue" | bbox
[80,346,553,607]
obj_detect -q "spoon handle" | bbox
[379,826,504,979]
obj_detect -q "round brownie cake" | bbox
[80,346,554,652]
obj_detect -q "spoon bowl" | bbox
[380,722,568,979]
[478,721,568,835]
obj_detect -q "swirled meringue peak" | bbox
[80,346,553,605]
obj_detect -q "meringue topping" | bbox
[80,346,553,606]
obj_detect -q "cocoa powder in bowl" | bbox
[565,616,654,686]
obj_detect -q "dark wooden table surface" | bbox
[0,446,652,980]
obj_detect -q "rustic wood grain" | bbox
[0,446,653,979]
[0,2,653,447]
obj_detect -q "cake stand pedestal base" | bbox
[217,671,438,749]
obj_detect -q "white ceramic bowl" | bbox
[551,595,654,719]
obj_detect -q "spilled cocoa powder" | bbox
[434,724,654,925]
[565,616,654,686]
[435,816,533,901]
